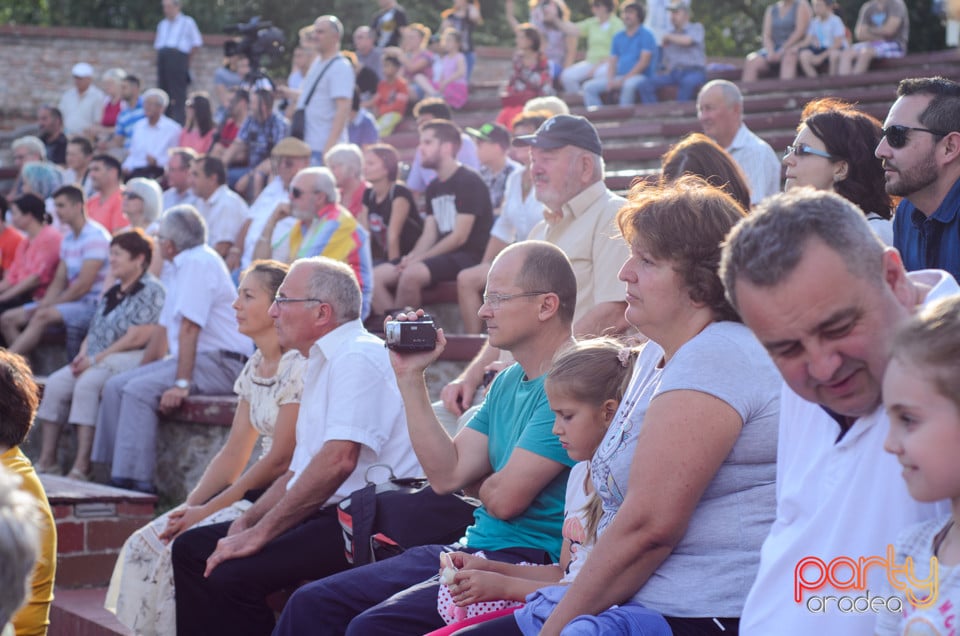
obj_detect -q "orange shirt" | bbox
[86,190,129,234]
[0,224,25,278]
[374,77,410,117]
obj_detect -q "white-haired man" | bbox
[122,88,183,180]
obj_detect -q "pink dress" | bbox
[432,53,469,108]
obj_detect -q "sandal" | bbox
[67,468,92,482]
[34,462,63,476]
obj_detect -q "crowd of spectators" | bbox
[3,1,960,635]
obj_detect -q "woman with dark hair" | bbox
[179,92,216,154]
[361,143,423,264]
[460,177,781,636]
[783,97,893,243]
[0,194,62,316]
[659,132,753,212]
[33,229,165,480]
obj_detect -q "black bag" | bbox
[337,465,480,566]
[290,55,343,140]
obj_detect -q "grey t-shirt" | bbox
[591,321,780,617]
[297,55,355,153]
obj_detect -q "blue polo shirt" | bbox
[611,25,658,78]
[893,176,960,282]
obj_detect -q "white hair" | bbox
[12,136,45,159]
[142,88,170,109]
[324,144,364,180]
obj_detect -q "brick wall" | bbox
[0,24,230,123]
[42,476,157,588]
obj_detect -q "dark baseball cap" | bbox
[512,114,603,156]
[465,123,511,149]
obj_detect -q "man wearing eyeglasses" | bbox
[273,241,577,636]
[172,256,420,636]
[877,76,960,282]
[252,166,374,318]
[92,205,251,494]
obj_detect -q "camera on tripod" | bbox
[224,16,286,78]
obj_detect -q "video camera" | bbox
[224,17,285,73]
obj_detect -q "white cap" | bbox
[72,62,94,78]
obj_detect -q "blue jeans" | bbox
[636,67,707,103]
[582,74,647,107]
[272,544,552,636]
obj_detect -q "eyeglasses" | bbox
[290,187,318,199]
[482,291,550,310]
[881,124,950,149]
[273,295,325,307]
[783,144,836,160]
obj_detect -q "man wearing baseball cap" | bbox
[636,0,706,103]
[440,114,631,428]
[58,62,106,136]
[465,122,522,213]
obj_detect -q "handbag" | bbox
[290,55,343,140]
[337,464,480,566]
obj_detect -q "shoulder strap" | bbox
[302,55,343,107]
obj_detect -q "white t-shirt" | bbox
[739,270,959,636]
[198,184,248,247]
[287,320,422,499]
[296,55,355,153]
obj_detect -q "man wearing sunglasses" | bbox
[253,166,374,318]
[877,76,960,281]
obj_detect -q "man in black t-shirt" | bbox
[371,119,492,315]
[371,0,408,48]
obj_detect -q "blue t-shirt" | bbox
[465,363,575,561]
[892,176,960,282]
[611,26,658,77]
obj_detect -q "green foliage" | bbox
[0,0,946,60]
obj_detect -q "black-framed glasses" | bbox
[273,295,325,307]
[881,124,950,149]
[482,291,550,310]
[783,144,836,160]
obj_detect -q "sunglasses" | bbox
[290,187,312,199]
[881,124,950,149]
[783,144,835,160]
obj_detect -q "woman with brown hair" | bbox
[658,132,752,212]
[783,97,893,243]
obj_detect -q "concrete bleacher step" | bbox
[49,586,131,636]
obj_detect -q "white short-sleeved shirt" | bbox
[59,85,107,136]
[739,270,959,636]
[490,167,545,245]
[286,320,421,500]
[199,184,248,247]
[154,13,203,53]
[727,123,782,205]
[297,55,355,153]
[159,244,252,359]
[528,181,629,325]
[122,116,182,172]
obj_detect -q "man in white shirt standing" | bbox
[189,156,248,260]
[720,188,958,635]
[155,0,203,125]
[697,79,781,205]
[58,62,107,136]
[122,89,183,181]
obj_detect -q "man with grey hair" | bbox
[6,137,46,199]
[697,79,780,204]
[163,147,200,210]
[155,0,203,124]
[92,205,250,494]
[438,114,629,429]
[171,256,420,636]
[253,166,374,318]
[121,88,183,180]
[294,15,355,164]
[719,188,958,635]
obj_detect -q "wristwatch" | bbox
[174,378,190,390]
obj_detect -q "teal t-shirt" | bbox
[464,363,575,561]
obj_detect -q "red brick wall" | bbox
[0,24,230,122]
